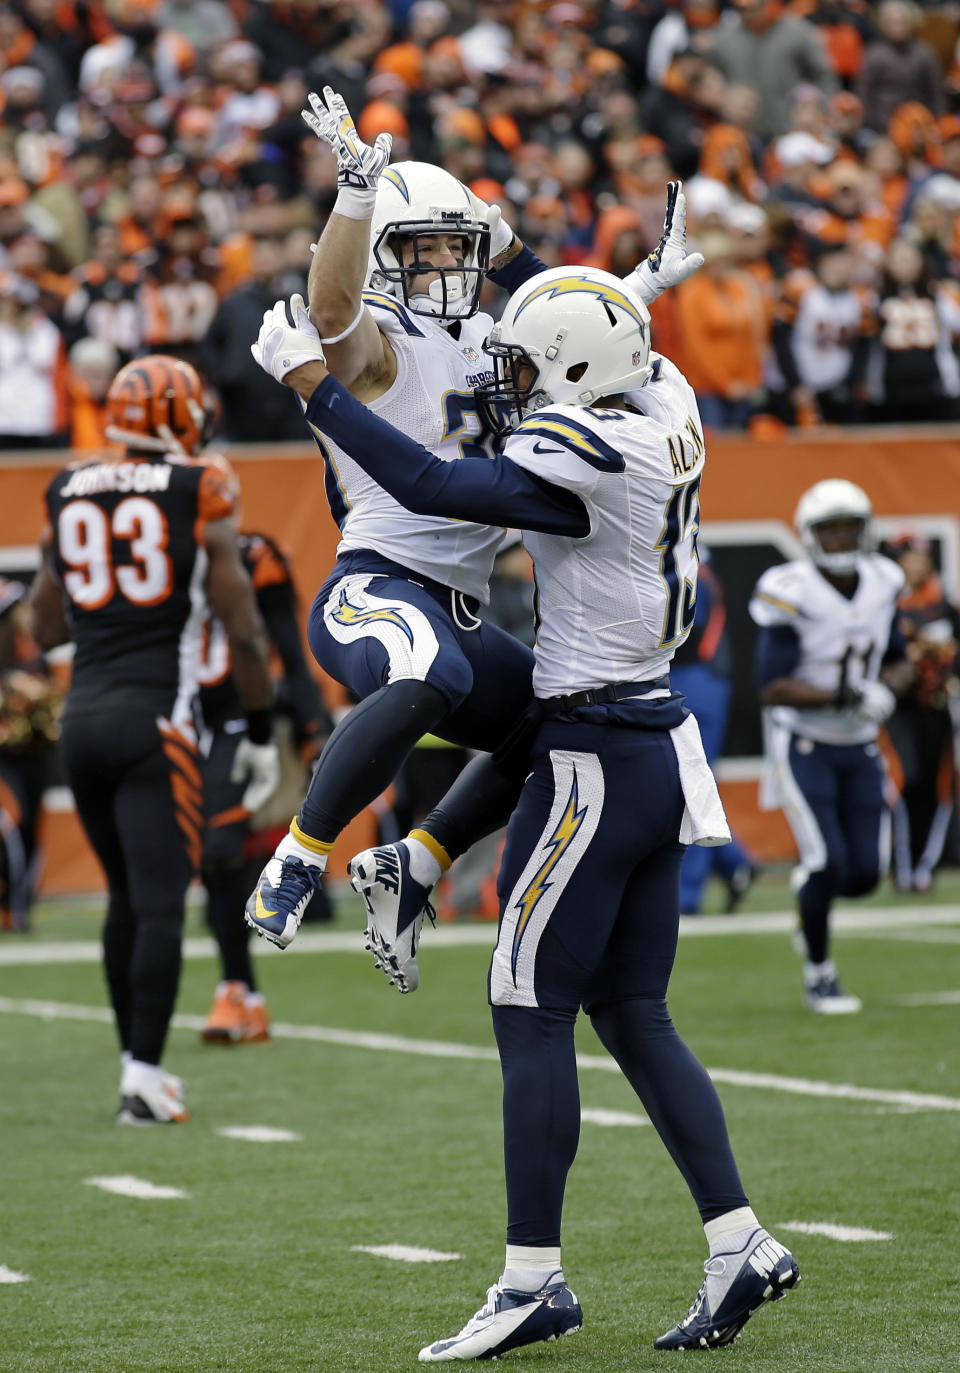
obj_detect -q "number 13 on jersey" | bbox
[656,476,701,648]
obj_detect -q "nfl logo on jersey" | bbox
[461,345,480,362]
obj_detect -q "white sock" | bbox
[804,958,835,986]
[244,991,266,1008]
[704,1207,761,1254]
[122,1058,162,1095]
[275,830,328,870]
[404,837,442,888]
[502,1245,563,1293]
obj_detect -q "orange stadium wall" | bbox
[3,427,959,896]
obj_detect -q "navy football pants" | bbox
[487,718,749,1246]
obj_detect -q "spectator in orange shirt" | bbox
[676,229,769,428]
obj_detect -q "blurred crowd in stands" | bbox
[2,0,960,443]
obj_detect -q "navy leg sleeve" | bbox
[493,1004,581,1249]
[589,997,749,1224]
[298,679,448,843]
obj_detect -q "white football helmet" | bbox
[367,162,491,319]
[476,266,653,434]
[795,478,873,574]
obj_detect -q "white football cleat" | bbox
[655,1228,800,1350]
[349,841,434,993]
[117,1062,189,1125]
[419,1275,582,1361]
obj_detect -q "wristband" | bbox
[320,302,366,345]
[332,186,377,221]
[245,709,273,745]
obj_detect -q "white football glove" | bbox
[463,184,515,260]
[231,737,281,814]
[301,86,393,219]
[625,180,705,307]
[251,295,326,384]
[853,679,897,724]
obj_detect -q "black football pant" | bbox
[61,707,201,1065]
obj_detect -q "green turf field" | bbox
[0,874,957,1372]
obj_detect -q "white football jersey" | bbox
[305,292,505,602]
[750,554,905,744]
[791,283,865,393]
[503,354,705,697]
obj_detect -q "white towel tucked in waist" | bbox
[670,714,731,847]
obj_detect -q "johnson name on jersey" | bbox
[750,554,905,744]
[44,454,236,728]
[303,293,506,602]
[503,354,705,697]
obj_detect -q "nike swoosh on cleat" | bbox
[255,890,278,920]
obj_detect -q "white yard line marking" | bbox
[898,990,960,1006]
[0,1265,30,1284]
[217,1126,303,1143]
[581,1108,649,1127]
[779,1221,892,1242]
[4,904,958,967]
[85,1175,187,1200]
[3,995,959,1113]
[352,1244,461,1263]
[847,929,960,946]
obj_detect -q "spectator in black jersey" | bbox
[870,236,960,423]
[27,354,279,1125]
[199,530,332,1044]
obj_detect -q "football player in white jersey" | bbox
[750,480,911,1013]
[251,266,800,1359]
[243,87,704,952]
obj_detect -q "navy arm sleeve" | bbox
[487,245,550,295]
[304,376,589,537]
[756,624,801,688]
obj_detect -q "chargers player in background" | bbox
[750,480,911,1013]
[198,530,331,1044]
[28,356,279,1123]
[245,88,703,952]
[252,268,800,1359]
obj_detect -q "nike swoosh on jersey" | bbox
[532,441,564,455]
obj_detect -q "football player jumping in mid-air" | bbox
[29,356,279,1123]
[251,266,800,1359]
[750,480,911,1013]
[242,87,703,964]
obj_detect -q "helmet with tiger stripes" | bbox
[105,354,210,456]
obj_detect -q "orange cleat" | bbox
[201,981,249,1043]
[242,996,271,1043]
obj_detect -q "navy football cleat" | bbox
[244,854,324,949]
[419,1276,582,1362]
[804,968,861,1015]
[349,841,434,993]
[654,1229,800,1350]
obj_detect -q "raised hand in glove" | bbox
[625,181,705,307]
[301,86,393,219]
[231,737,281,814]
[251,295,327,385]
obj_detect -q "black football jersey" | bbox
[44,453,237,723]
